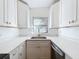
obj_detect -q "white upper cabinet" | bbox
[49,1,60,28]
[0,0,17,27]
[60,0,78,27]
[17,0,30,28]
[4,0,8,25]
[52,1,60,28]
[7,0,17,27]
[0,0,30,27]
[70,0,79,26]
[75,0,79,26]
[0,0,4,25]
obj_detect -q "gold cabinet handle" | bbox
[71,20,75,23]
[13,53,16,56]
[69,20,75,24]
[69,21,71,24]
[36,46,40,48]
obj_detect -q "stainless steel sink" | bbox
[31,37,46,39]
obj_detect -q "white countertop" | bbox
[0,36,79,59]
[0,36,31,54]
[47,36,79,59]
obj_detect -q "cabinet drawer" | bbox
[27,41,40,45]
[27,41,40,47]
[27,40,51,59]
[39,41,50,47]
[27,40,50,47]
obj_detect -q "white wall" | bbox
[41,29,58,37]
[30,7,49,27]
[18,28,32,36]
[59,27,79,40]
[30,8,58,36]
[30,8,49,17]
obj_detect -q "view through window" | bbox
[32,17,48,34]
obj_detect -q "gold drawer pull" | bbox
[36,46,40,48]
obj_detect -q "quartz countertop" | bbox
[0,36,30,53]
[0,36,79,59]
[47,36,79,59]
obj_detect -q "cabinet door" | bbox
[27,41,51,59]
[52,2,60,28]
[40,41,51,59]
[10,47,18,59]
[59,0,62,27]
[61,0,77,27]
[27,41,40,59]
[76,0,79,26]
[0,0,4,25]
[18,0,29,28]
[18,42,26,59]
[7,0,17,27]
[4,0,8,25]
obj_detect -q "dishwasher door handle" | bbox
[51,45,63,56]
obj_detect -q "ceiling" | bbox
[23,0,56,8]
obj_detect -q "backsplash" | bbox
[41,29,58,37]
[59,27,79,40]
[0,27,19,39]
[18,28,32,36]
[0,26,79,40]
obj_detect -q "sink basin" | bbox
[31,37,46,39]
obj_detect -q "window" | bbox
[32,17,48,34]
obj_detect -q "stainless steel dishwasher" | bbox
[0,54,9,59]
[51,42,65,59]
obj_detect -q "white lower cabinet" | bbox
[10,47,19,59]
[9,42,26,59]
[50,1,60,28]
[18,42,26,59]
